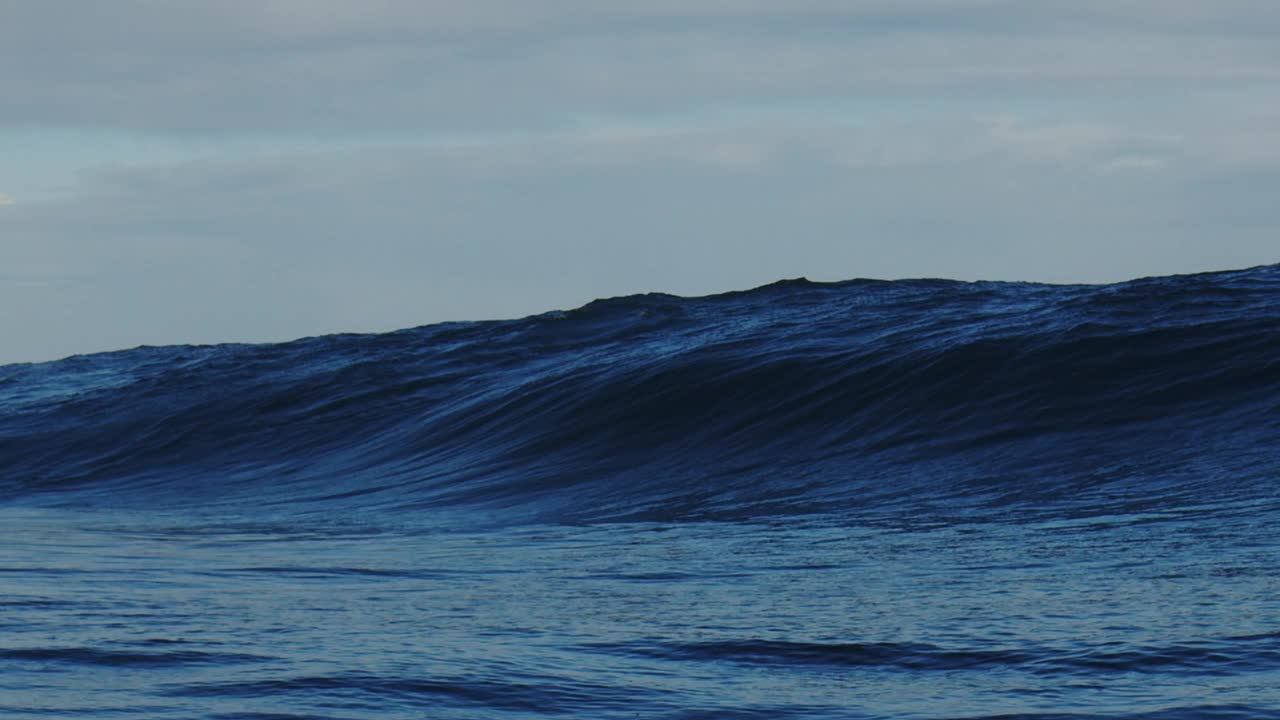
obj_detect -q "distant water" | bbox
[2,265,1279,719]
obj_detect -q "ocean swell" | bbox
[2,265,1277,522]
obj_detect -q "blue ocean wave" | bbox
[2,264,1277,522]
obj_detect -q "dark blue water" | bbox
[2,265,1279,719]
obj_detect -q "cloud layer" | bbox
[2,1,1278,363]
[6,1,1280,133]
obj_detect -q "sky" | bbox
[3,1,1279,364]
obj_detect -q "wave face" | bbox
[3,264,1279,522]
[4,264,1280,720]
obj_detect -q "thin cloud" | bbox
[2,2,1279,134]
[2,2,1279,363]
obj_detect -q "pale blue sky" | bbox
[3,1,1279,364]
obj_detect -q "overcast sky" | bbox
[3,1,1279,364]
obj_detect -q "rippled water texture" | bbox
[2,265,1279,718]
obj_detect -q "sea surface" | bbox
[2,265,1278,719]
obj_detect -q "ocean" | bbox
[2,265,1278,719]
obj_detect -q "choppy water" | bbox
[2,265,1279,718]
